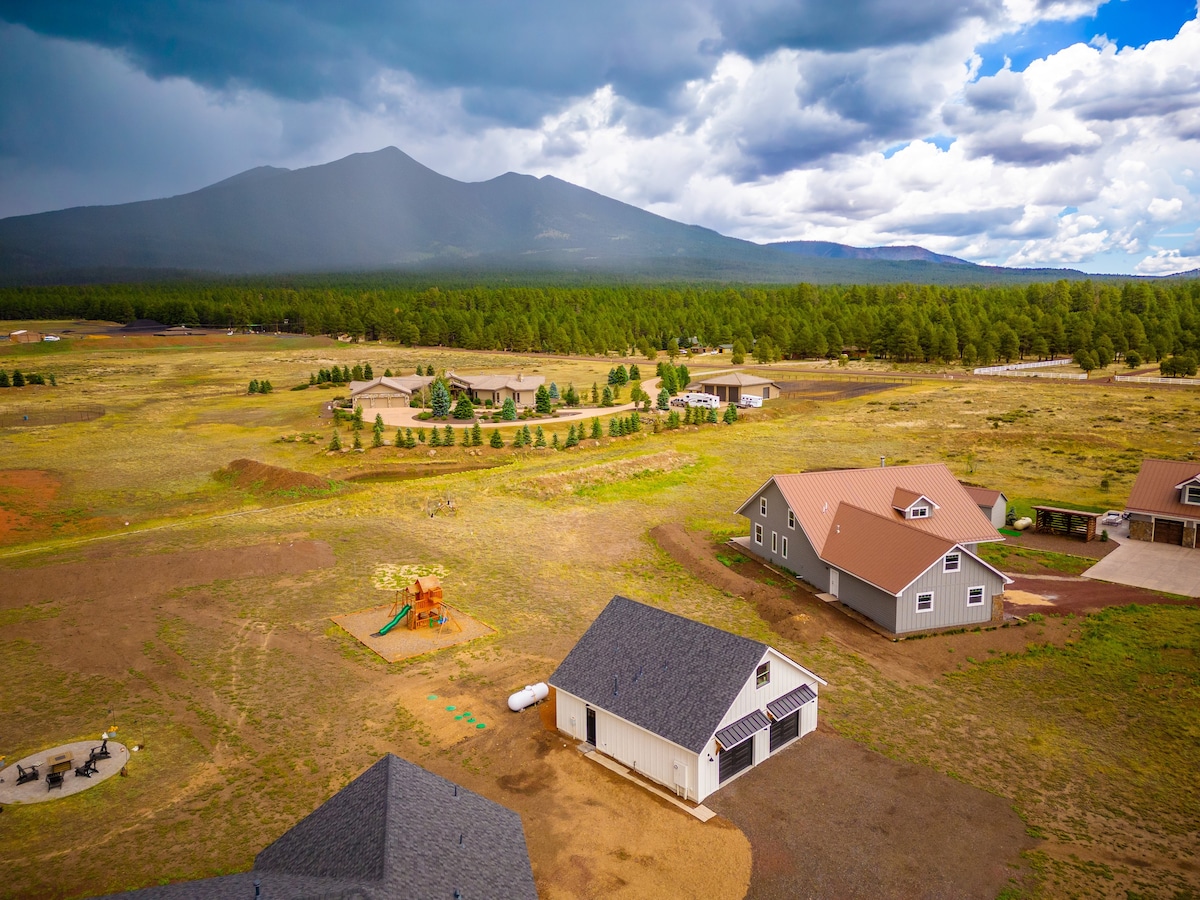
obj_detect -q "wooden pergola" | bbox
[1033,505,1101,542]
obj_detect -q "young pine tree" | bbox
[501,397,517,421]
[723,403,738,425]
[429,428,442,447]
[629,364,640,380]
[513,428,525,449]
[405,428,417,449]
[489,429,504,448]
[443,424,453,444]
[707,406,718,424]
[342,365,352,382]
[374,413,384,432]
[590,418,602,440]
[372,427,384,448]
[394,427,406,448]
[667,410,681,429]
[548,382,560,400]
[0,370,9,388]
[522,424,532,445]
[471,422,483,446]
[329,430,342,451]
[352,405,364,431]
[535,384,551,414]
[352,431,363,450]
[431,381,451,418]
[630,412,641,432]
[418,428,427,443]
[551,433,561,450]
[608,417,620,437]
[565,424,578,447]
[601,386,614,407]
[534,426,546,448]
[364,363,374,379]
[248,379,259,394]
[591,382,600,404]
[352,364,364,381]
[657,387,670,410]
[261,380,272,393]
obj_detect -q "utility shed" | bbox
[550,596,825,803]
[1033,506,1100,541]
[98,754,537,899]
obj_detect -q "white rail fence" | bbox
[1114,375,1200,386]
[973,358,1074,376]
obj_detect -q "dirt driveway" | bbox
[706,729,1036,900]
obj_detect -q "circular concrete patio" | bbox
[0,740,129,805]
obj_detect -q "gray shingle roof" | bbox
[96,755,537,900]
[549,596,768,754]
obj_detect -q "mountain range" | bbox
[0,146,1104,285]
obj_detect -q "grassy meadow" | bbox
[0,327,1197,899]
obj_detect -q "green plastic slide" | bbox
[375,604,411,636]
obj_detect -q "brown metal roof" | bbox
[821,504,957,594]
[891,487,932,512]
[1126,458,1200,519]
[742,463,1002,554]
[961,485,1006,506]
[695,372,781,388]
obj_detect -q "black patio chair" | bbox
[16,763,39,785]
[46,771,65,791]
[89,738,111,761]
[75,758,99,778]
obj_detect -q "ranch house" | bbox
[550,596,825,804]
[1125,458,1200,548]
[448,372,545,407]
[105,754,537,899]
[737,463,1010,635]
[348,374,434,408]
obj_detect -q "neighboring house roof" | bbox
[1126,458,1200,519]
[101,755,537,899]
[349,375,433,396]
[740,463,1001,554]
[961,485,1007,507]
[449,373,545,392]
[551,596,819,754]
[695,372,781,388]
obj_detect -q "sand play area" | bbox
[332,603,494,662]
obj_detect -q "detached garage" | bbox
[550,596,825,803]
[1125,458,1200,549]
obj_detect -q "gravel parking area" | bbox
[706,730,1035,900]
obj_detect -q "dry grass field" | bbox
[0,326,1197,900]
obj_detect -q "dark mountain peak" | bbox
[203,165,291,192]
[768,239,969,265]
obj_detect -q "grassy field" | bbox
[0,327,1197,899]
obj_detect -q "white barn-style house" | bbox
[550,596,825,803]
[737,463,1012,635]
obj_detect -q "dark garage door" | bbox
[770,711,800,752]
[719,737,754,783]
[1155,519,1185,545]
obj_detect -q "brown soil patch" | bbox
[0,540,335,678]
[775,379,902,400]
[217,458,332,494]
[1003,529,1118,560]
[706,729,1036,900]
[0,469,61,545]
[652,524,1076,685]
[1006,574,1200,616]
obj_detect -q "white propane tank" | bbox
[508,682,549,712]
[1013,516,1033,531]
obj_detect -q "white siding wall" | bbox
[555,688,702,801]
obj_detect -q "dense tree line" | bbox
[1,278,1197,364]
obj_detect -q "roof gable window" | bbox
[908,505,930,519]
[1184,483,1200,506]
[756,661,770,687]
[943,552,961,573]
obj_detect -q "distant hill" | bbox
[0,146,1110,285]
[767,240,969,265]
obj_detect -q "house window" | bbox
[754,523,763,545]
[782,536,788,559]
[760,497,768,516]
[788,509,795,529]
[1186,484,1200,505]
[967,586,985,606]
[771,531,778,553]
[943,552,961,573]
[909,506,929,519]
[756,662,770,687]
[916,591,934,613]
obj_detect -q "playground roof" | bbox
[99,755,537,899]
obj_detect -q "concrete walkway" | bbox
[1083,540,1200,597]
[0,740,129,804]
[372,377,662,429]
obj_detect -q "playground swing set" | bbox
[371,575,459,637]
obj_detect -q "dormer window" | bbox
[909,506,929,519]
[1185,484,1200,505]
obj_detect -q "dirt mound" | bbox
[217,459,332,494]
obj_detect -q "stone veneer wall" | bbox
[1129,517,1153,542]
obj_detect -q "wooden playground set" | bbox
[331,574,494,663]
